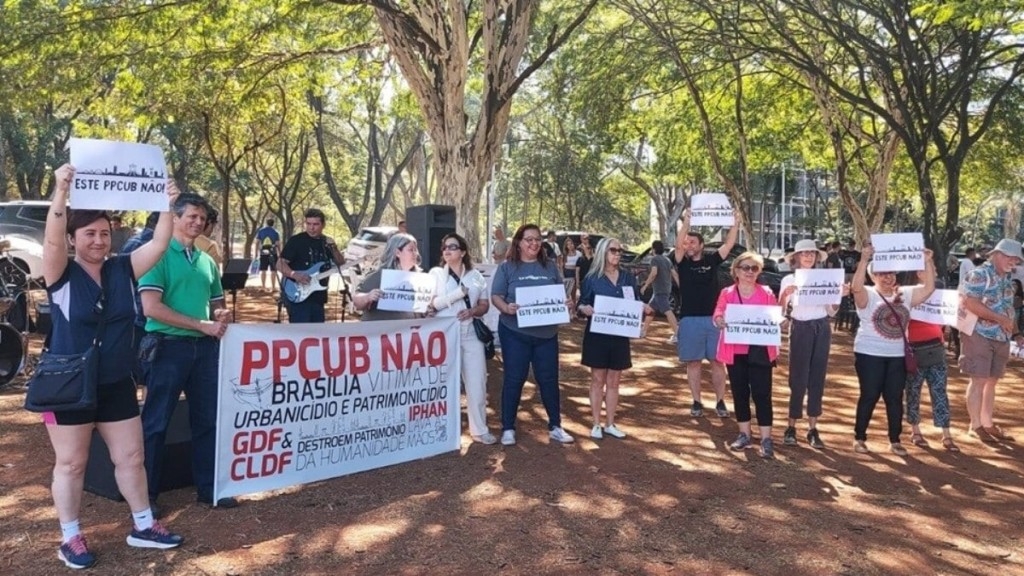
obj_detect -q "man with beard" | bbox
[673,208,738,418]
[139,193,236,512]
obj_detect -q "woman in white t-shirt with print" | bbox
[850,243,935,456]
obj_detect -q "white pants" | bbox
[459,321,490,436]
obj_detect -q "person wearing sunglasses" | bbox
[850,244,935,456]
[577,238,651,439]
[712,252,780,458]
[428,233,495,444]
[674,208,739,419]
[491,224,575,446]
[354,233,422,321]
[777,239,844,449]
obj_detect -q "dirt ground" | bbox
[1,288,1022,575]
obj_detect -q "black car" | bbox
[623,242,783,308]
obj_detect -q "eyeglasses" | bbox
[737,264,761,272]
[442,243,462,251]
[522,236,542,243]
[608,247,623,254]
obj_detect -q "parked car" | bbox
[0,201,52,283]
[0,201,49,246]
[0,235,43,285]
[344,226,399,265]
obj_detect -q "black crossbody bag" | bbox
[448,268,495,359]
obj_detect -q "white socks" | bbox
[132,508,155,531]
[60,519,81,543]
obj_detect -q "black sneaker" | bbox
[197,495,239,509]
[783,426,798,446]
[760,438,775,459]
[715,400,730,418]
[807,428,826,449]
[690,401,704,417]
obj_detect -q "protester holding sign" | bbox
[850,244,935,456]
[429,233,495,445]
[674,208,739,419]
[40,164,182,570]
[958,238,1024,443]
[902,270,959,452]
[354,233,423,321]
[577,238,650,440]
[777,240,843,449]
[491,224,574,446]
[713,252,780,459]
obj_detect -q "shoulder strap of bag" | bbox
[43,262,110,352]
[448,267,473,310]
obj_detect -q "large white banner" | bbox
[591,295,644,338]
[214,318,461,501]
[870,232,925,272]
[723,304,783,346]
[911,289,960,327]
[690,193,735,227]
[68,138,169,211]
[792,269,845,307]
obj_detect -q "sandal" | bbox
[910,433,928,448]
[972,426,999,443]
[941,437,961,453]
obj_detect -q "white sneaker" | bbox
[500,430,516,446]
[668,334,678,344]
[590,425,603,439]
[604,424,627,439]
[549,427,575,444]
[472,432,498,445]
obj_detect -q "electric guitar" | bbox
[283,262,340,303]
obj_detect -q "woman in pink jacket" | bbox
[713,252,780,458]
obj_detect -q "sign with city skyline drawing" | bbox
[870,232,925,272]
[911,289,959,327]
[378,269,435,313]
[515,284,571,327]
[723,304,783,346]
[68,138,169,211]
[590,295,644,338]
[690,193,735,227]
[792,269,845,306]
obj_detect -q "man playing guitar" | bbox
[277,208,344,323]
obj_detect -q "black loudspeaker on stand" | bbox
[407,204,456,270]
[84,399,193,500]
[221,258,251,319]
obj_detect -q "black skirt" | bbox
[581,322,633,370]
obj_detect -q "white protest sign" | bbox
[911,289,960,327]
[213,318,461,501]
[68,138,169,211]
[516,284,571,327]
[870,233,925,272]
[792,269,845,307]
[590,295,644,338]
[723,304,783,346]
[690,193,735,227]
[956,306,978,336]
[378,269,435,313]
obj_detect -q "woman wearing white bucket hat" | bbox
[778,239,845,449]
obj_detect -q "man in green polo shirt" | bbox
[139,193,236,513]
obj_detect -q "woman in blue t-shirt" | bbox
[491,224,575,446]
[38,164,182,569]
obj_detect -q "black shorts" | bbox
[47,377,139,426]
[258,251,277,271]
[581,328,633,370]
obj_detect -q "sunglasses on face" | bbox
[737,264,760,272]
[442,243,462,251]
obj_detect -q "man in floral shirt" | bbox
[959,238,1024,443]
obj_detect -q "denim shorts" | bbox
[677,316,720,362]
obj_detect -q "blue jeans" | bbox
[499,323,562,431]
[286,299,326,323]
[141,335,220,500]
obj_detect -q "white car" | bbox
[344,226,399,264]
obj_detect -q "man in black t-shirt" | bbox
[277,208,344,323]
[673,208,738,418]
